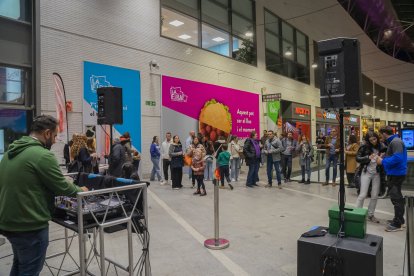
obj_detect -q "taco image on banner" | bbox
[199,99,232,142]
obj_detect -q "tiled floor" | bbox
[0,166,410,275]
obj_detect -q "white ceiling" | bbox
[262,0,414,93]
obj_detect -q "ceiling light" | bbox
[401,107,404,110]
[311,62,318,68]
[169,20,184,27]
[212,37,225,42]
[245,32,253,37]
[284,47,292,57]
[373,96,377,99]
[365,92,371,95]
[395,106,399,108]
[410,108,413,111]
[178,34,191,40]
[379,99,383,102]
[390,104,394,106]
[383,29,393,38]
[385,102,389,104]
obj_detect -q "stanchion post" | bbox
[204,178,229,250]
[407,196,414,275]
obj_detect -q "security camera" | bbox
[149,60,159,70]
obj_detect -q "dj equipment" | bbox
[97,87,123,125]
[297,233,383,276]
[318,38,362,110]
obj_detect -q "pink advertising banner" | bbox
[162,76,259,140]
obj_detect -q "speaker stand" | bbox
[109,124,113,157]
[339,108,345,237]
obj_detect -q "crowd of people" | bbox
[0,114,407,275]
[63,125,407,232]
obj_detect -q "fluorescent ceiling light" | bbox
[410,108,413,111]
[169,20,184,27]
[401,107,404,110]
[390,104,394,106]
[385,102,389,104]
[373,96,377,99]
[395,106,399,108]
[365,92,371,95]
[178,34,191,40]
[285,47,292,57]
[245,32,253,37]
[379,99,383,102]
[311,63,318,68]
[212,37,225,42]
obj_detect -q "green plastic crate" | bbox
[328,205,368,238]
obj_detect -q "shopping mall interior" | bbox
[0,0,414,275]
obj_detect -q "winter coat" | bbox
[296,141,314,166]
[345,143,359,174]
[264,138,284,162]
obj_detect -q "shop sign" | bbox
[295,107,311,116]
[316,107,338,123]
[262,93,281,102]
[403,122,414,128]
[389,121,401,127]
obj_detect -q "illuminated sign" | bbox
[295,107,310,115]
[324,112,336,120]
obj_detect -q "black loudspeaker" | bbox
[297,234,383,276]
[318,38,363,110]
[97,87,123,125]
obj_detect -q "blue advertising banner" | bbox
[83,61,141,153]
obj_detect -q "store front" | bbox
[344,114,361,142]
[389,121,402,135]
[315,107,339,140]
[403,122,414,128]
[362,117,385,137]
[281,100,312,141]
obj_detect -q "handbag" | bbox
[353,165,363,189]
[184,154,192,166]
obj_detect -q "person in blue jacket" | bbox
[150,136,162,182]
[377,126,407,232]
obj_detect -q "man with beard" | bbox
[0,115,87,276]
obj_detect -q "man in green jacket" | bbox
[0,115,88,276]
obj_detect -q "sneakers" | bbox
[160,180,166,185]
[228,183,234,190]
[368,215,380,223]
[231,178,236,182]
[387,220,406,228]
[172,187,180,190]
[385,224,403,232]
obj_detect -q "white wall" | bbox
[39,0,414,173]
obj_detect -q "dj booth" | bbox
[47,173,150,276]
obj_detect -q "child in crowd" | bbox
[217,144,233,190]
[191,149,206,196]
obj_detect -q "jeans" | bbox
[4,227,49,276]
[150,157,162,181]
[325,154,338,182]
[301,157,312,181]
[230,158,241,180]
[162,159,170,181]
[346,173,355,186]
[266,156,282,185]
[356,171,380,217]
[281,155,292,180]
[388,175,406,227]
[204,158,214,180]
[247,158,260,186]
[219,165,231,185]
